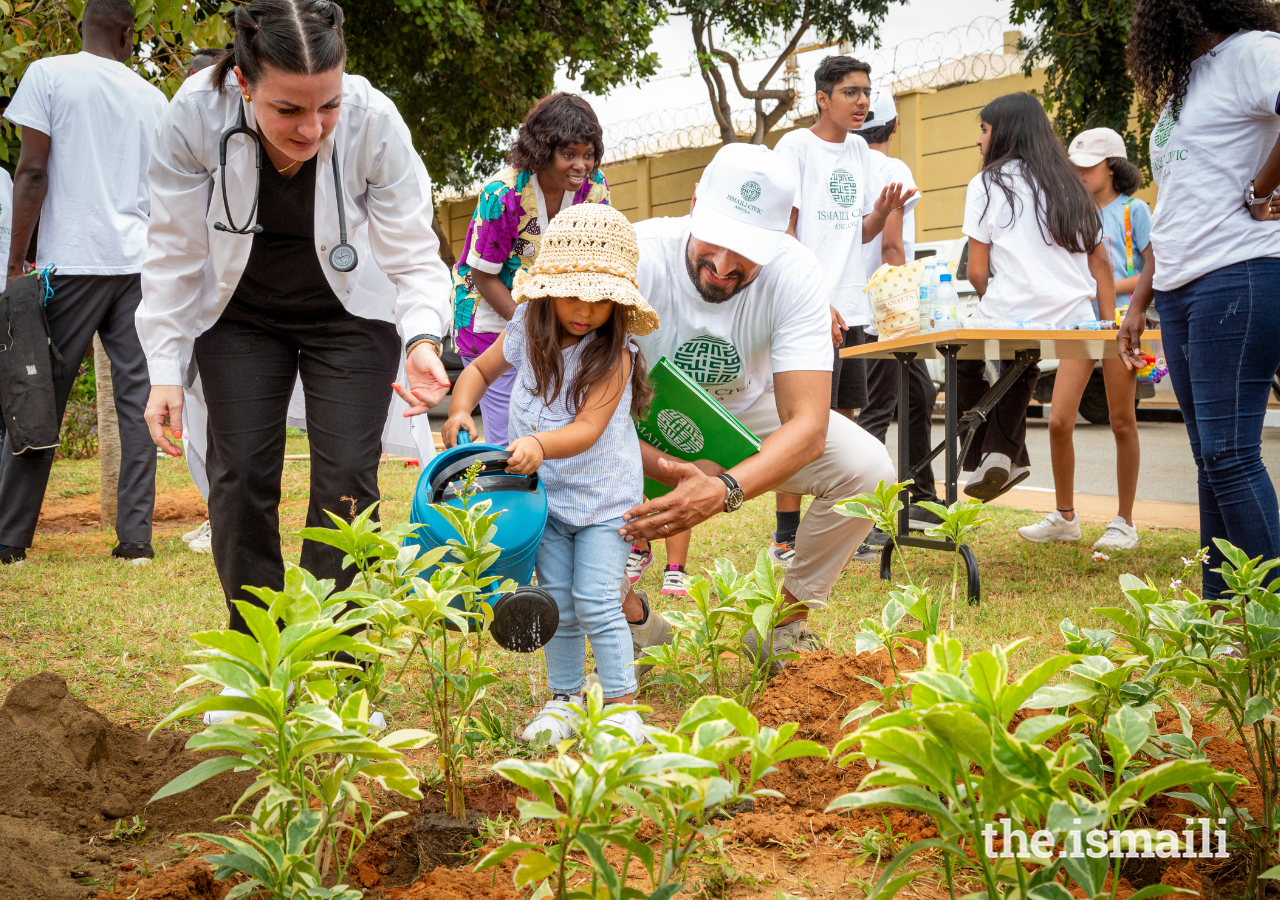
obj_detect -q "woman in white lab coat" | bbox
[137,0,451,653]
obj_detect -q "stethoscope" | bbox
[213,101,358,273]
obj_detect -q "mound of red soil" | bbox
[94,856,227,900]
[0,672,253,899]
[382,866,520,900]
[38,490,207,534]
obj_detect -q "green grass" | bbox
[0,445,1203,732]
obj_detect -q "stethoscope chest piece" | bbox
[329,242,358,272]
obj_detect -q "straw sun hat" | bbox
[510,203,660,336]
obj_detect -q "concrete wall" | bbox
[436,69,1158,257]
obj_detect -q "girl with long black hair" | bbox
[1118,0,1280,598]
[958,92,1117,504]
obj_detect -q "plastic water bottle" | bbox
[918,260,936,334]
[932,272,959,330]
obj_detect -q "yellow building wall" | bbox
[436,68,1158,258]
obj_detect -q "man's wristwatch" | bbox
[1246,179,1277,208]
[717,473,745,513]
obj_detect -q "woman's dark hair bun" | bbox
[213,0,346,94]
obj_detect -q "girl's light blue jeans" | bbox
[536,515,637,699]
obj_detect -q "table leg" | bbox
[942,344,960,505]
[895,351,915,537]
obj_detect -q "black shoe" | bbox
[112,541,154,564]
[909,504,944,531]
[863,526,890,548]
[0,545,26,566]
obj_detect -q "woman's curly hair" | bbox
[508,93,604,176]
[1128,0,1279,116]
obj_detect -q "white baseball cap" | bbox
[1067,127,1128,167]
[856,86,897,132]
[690,143,796,266]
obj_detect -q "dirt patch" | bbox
[0,672,253,900]
[381,866,520,900]
[38,490,207,534]
[94,855,228,900]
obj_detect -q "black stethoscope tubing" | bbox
[213,101,358,273]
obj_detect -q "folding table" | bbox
[840,328,1164,605]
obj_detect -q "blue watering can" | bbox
[404,432,557,653]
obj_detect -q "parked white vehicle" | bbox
[911,240,1151,425]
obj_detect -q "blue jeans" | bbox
[1156,258,1280,598]
[536,515,636,698]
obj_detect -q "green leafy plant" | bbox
[917,497,992,624]
[835,480,913,581]
[150,565,434,899]
[103,814,147,845]
[852,593,916,711]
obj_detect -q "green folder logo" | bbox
[673,336,743,385]
[829,168,858,208]
[656,408,704,453]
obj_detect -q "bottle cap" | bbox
[939,272,952,281]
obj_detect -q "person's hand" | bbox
[144,385,184,457]
[1117,307,1147,371]
[394,343,451,416]
[619,457,727,541]
[873,182,919,218]
[1249,192,1280,222]
[441,413,476,448]
[829,305,847,346]
[505,435,544,475]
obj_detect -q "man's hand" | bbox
[144,385,184,457]
[441,412,476,448]
[829,305,846,347]
[505,435,544,475]
[619,457,726,541]
[394,343,450,416]
[1249,193,1280,222]
[873,182,919,219]
[1117,307,1147,371]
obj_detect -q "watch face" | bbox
[728,487,745,510]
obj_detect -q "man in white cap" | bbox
[618,141,901,672]
[850,83,940,536]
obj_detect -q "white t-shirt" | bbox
[773,128,877,325]
[1148,30,1280,291]
[0,168,12,271]
[4,53,167,274]
[634,216,833,416]
[962,160,1096,327]
[864,149,919,336]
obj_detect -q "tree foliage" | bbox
[1010,0,1153,178]
[668,0,899,145]
[0,0,233,163]
[344,0,662,188]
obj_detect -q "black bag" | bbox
[0,272,64,458]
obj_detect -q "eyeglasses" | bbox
[831,87,876,101]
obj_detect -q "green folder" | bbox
[635,357,761,498]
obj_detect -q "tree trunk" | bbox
[94,335,120,530]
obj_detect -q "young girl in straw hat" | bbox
[443,203,658,744]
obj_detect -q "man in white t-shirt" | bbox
[619,143,896,672]
[0,0,167,565]
[768,58,915,564]
[851,87,940,531]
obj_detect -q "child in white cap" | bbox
[1017,128,1148,550]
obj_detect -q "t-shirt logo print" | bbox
[656,408,704,454]
[740,181,762,203]
[829,169,858,208]
[673,336,743,385]
[1152,103,1180,149]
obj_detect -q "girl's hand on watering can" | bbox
[505,435,544,475]
[442,414,476,448]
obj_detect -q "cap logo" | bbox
[740,181,762,203]
[829,169,858,208]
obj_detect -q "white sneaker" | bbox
[625,544,654,584]
[965,453,1012,502]
[202,686,249,726]
[368,710,387,732]
[601,709,646,745]
[1093,516,1139,551]
[1017,511,1081,543]
[183,520,210,544]
[189,529,212,554]
[519,696,581,744]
